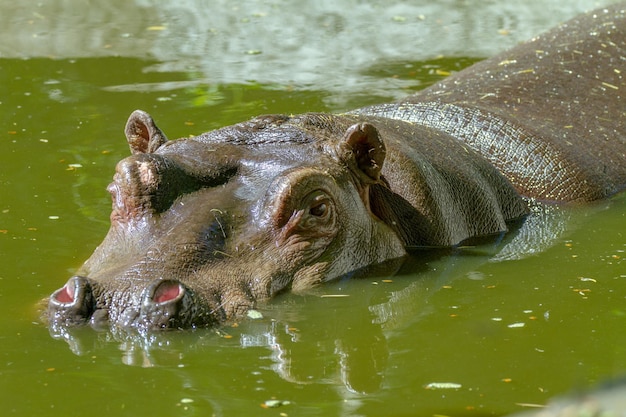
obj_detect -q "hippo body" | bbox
[48,4,626,331]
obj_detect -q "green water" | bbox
[1,1,625,416]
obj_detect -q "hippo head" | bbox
[47,110,406,332]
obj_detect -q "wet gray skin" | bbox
[47,4,626,332]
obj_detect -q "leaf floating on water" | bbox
[261,399,291,408]
[424,382,462,390]
[246,309,263,319]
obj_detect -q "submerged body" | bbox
[48,4,626,331]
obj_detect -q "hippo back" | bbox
[355,3,626,202]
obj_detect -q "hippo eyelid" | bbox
[261,168,339,229]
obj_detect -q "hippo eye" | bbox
[266,170,338,232]
[309,201,328,217]
[297,193,334,232]
[305,193,333,220]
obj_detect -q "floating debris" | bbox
[466,271,484,280]
[246,309,263,319]
[261,399,291,408]
[508,322,525,328]
[424,382,462,390]
[602,81,619,90]
[515,402,544,408]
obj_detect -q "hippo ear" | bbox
[124,110,168,154]
[341,123,386,183]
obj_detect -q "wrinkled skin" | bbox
[47,4,626,332]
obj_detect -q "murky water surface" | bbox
[1,1,625,415]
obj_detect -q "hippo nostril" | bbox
[141,279,194,329]
[51,276,89,306]
[53,283,75,303]
[152,280,182,304]
[48,276,95,326]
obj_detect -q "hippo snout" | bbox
[48,277,214,331]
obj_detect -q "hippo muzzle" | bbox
[49,276,212,330]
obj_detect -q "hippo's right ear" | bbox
[340,123,386,183]
[124,110,168,154]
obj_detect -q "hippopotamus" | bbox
[47,4,626,332]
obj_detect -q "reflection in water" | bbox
[47,201,582,396]
[491,200,573,262]
[239,305,390,394]
[1,0,611,101]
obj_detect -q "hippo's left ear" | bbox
[124,110,169,154]
[341,123,386,183]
